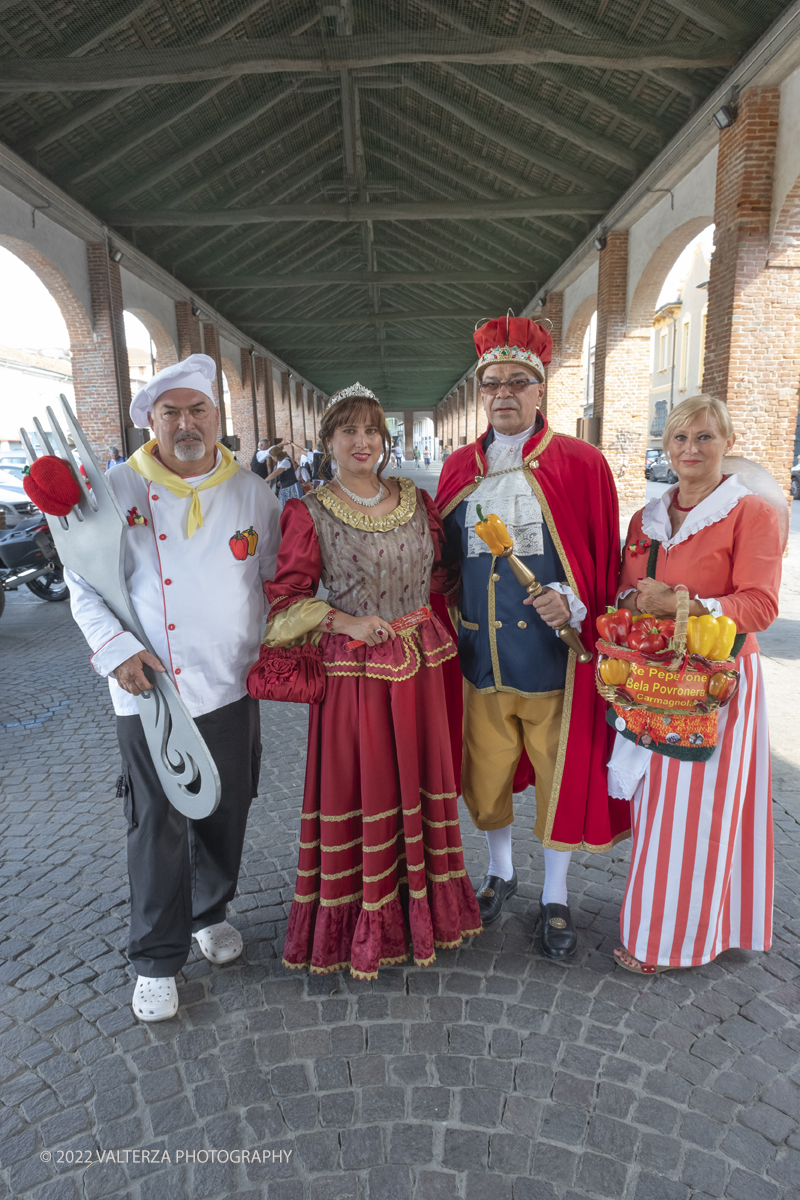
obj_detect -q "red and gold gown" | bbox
[263,477,482,979]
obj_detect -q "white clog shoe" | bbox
[193,921,243,964]
[132,976,178,1022]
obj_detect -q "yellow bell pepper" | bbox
[598,657,630,686]
[244,525,258,555]
[686,613,737,659]
[632,612,655,622]
[474,506,513,556]
[708,615,737,661]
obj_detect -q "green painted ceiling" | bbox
[0,0,792,407]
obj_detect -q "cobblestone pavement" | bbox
[1,506,800,1200]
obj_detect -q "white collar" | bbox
[641,474,751,549]
[492,423,535,446]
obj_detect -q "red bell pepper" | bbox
[596,607,632,646]
[229,531,249,561]
[657,619,675,640]
[628,626,666,654]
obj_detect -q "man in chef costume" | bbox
[435,317,626,960]
[66,353,281,1021]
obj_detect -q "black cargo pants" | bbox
[116,694,261,978]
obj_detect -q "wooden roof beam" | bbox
[167,156,345,268]
[401,74,612,193]
[95,80,300,208]
[108,195,614,226]
[13,0,295,152]
[190,269,540,287]
[243,312,484,328]
[0,33,741,92]
[364,94,576,245]
[444,64,646,172]
[365,132,568,257]
[517,0,717,97]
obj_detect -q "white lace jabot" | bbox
[641,474,751,551]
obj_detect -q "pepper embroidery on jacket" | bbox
[229,526,258,560]
[126,506,147,526]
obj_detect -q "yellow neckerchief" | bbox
[127,439,239,537]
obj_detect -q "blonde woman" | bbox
[610,395,782,975]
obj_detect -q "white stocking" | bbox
[542,847,572,906]
[484,826,514,882]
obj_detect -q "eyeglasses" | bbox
[479,378,538,394]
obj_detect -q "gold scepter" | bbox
[474,506,592,664]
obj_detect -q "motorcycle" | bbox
[0,515,69,619]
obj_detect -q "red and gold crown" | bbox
[474,314,553,380]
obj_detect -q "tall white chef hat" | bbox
[130,353,217,428]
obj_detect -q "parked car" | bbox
[0,469,39,528]
[648,454,678,485]
[791,458,799,499]
[644,449,660,479]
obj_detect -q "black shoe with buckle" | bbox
[475,870,518,926]
[539,897,577,960]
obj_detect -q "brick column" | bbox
[301,386,311,448]
[403,408,415,459]
[259,358,276,444]
[201,324,228,440]
[80,243,133,457]
[241,349,260,465]
[175,301,202,358]
[539,292,564,423]
[476,381,489,438]
[279,371,292,442]
[594,231,649,518]
[456,382,466,445]
[466,376,477,443]
[704,87,796,492]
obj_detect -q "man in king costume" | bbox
[66,354,281,1021]
[435,315,627,958]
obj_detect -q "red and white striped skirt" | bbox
[620,651,773,967]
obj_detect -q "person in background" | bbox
[65,354,281,1022]
[105,446,125,471]
[609,394,782,976]
[251,438,271,480]
[413,445,421,466]
[264,440,304,508]
[423,448,431,470]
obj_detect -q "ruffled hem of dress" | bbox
[321,610,456,681]
[641,475,751,549]
[282,875,482,979]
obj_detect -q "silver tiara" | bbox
[327,381,381,407]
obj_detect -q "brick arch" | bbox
[627,218,713,334]
[769,170,800,268]
[564,294,597,360]
[125,307,178,371]
[546,294,596,434]
[0,234,93,348]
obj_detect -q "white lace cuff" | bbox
[608,732,651,800]
[695,595,724,618]
[546,582,587,630]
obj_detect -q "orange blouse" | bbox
[618,490,781,655]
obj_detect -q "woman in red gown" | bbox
[262,384,482,979]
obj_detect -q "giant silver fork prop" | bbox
[21,396,221,819]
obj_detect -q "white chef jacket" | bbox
[66,453,281,718]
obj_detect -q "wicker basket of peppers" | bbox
[595,586,740,761]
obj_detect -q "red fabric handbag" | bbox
[246,643,326,704]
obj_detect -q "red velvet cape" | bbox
[433,417,630,851]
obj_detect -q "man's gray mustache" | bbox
[174,431,203,441]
